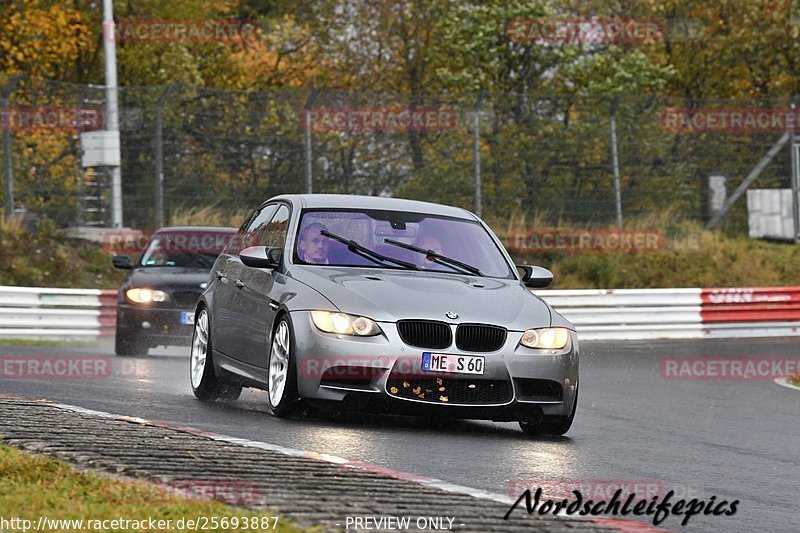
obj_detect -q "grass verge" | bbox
[0,443,308,532]
[790,376,800,387]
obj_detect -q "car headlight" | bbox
[311,311,381,336]
[520,327,570,349]
[126,288,168,303]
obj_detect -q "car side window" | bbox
[256,204,291,250]
[227,204,278,254]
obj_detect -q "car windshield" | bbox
[138,232,230,269]
[294,209,513,279]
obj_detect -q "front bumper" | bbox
[116,304,196,346]
[289,311,579,420]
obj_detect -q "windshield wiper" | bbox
[320,230,420,270]
[383,238,483,277]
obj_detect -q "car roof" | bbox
[154,226,237,233]
[268,194,476,220]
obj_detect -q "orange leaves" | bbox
[0,0,92,79]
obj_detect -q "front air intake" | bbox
[397,320,452,350]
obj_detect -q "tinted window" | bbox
[258,204,291,250]
[295,209,513,278]
[139,231,232,269]
[225,204,278,255]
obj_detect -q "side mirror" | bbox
[112,255,133,270]
[517,265,553,288]
[240,246,280,269]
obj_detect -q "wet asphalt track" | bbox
[1,337,798,533]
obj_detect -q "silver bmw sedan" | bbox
[190,194,579,436]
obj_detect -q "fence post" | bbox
[1,75,20,221]
[610,96,623,228]
[473,91,485,217]
[304,89,320,194]
[154,84,176,229]
[791,101,800,241]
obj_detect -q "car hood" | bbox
[288,267,556,330]
[124,267,210,290]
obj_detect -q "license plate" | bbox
[421,352,485,375]
[180,311,195,325]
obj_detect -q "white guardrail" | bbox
[1,285,800,342]
[534,288,705,341]
[0,286,116,340]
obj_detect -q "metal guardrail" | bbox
[534,288,703,340]
[0,286,116,340]
[535,287,800,340]
[1,285,800,342]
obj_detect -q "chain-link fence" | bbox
[1,74,796,234]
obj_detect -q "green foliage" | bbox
[506,220,800,289]
[0,217,124,289]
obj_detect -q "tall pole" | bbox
[103,0,123,228]
[610,97,623,228]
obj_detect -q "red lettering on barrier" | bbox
[701,287,800,323]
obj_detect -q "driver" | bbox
[297,222,330,264]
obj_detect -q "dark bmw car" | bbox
[112,226,236,356]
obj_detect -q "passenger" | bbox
[414,234,444,267]
[297,222,330,264]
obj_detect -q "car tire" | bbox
[266,315,299,418]
[114,330,148,357]
[518,386,578,437]
[190,307,242,401]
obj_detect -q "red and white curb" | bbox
[0,393,670,532]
